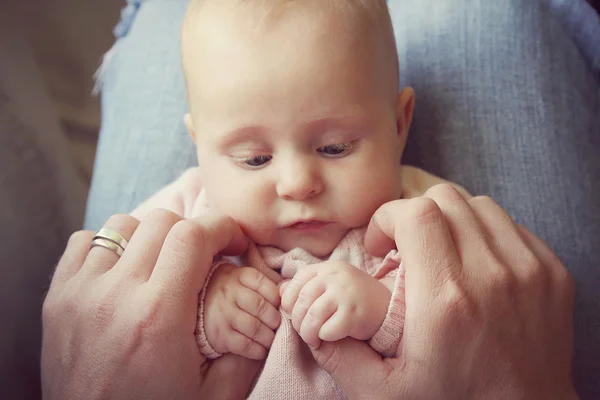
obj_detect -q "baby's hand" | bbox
[204,264,281,360]
[280,261,391,348]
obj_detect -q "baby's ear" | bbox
[184,113,196,143]
[396,87,415,139]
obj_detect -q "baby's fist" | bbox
[280,261,391,348]
[204,265,281,360]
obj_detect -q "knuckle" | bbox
[427,183,463,199]
[104,213,137,228]
[442,281,478,323]
[41,295,58,324]
[297,288,312,306]
[145,208,180,224]
[490,265,517,293]
[239,335,255,354]
[255,296,270,317]
[519,251,546,286]
[293,268,314,284]
[556,266,574,300]
[169,219,208,249]
[522,250,543,272]
[406,197,443,225]
[305,305,321,322]
[250,318,263,338]
[347,303,358,317]
[469,195,495,207]
[217,283,231,300]
[68,230,93,247]
[249,269,269,291]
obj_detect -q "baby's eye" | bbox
[318,142,354,157]
[234,155,272,169]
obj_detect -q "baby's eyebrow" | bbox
[215,114,371,149]
[304,114,370,133]
[216,125,266,149]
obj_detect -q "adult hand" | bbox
[42,210,260,400]
[310,184,578,399]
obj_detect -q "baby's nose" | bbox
[276,164,323,201]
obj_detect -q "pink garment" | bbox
[197,227,405,345]
[131,166,470,400]
[197,229,405,399]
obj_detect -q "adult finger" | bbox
[201,354,262,400]
[423,184,491,282]
[110,209,181,281]
[82,214,140,276]
[235,287,281,331]
[468,196,534,277]
[311,338,387,400]
[49,230,95,288]
[469,197,571,297]
[150,214,248,299]
[238,268,281,307]
[365,199,461,305]
[517,224,573,291]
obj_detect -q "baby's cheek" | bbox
[235,213,276,246]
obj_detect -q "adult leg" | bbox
[388,0,600,397]
[85,0,194,230]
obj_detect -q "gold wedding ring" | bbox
[90,238,125,257]
[90,228,128,257]
[94,227,129,249]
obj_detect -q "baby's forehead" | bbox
[182,0,399,106]
[183,0,390,41]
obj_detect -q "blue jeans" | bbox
[86,0,600,397]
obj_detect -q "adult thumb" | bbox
[310,338,388,399]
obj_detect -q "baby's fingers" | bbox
[280,268,318,315]
[291,276,327,334]
[299,295,338,348]
[236,287,281,330]
[319,308,353,343]
[231,311,276,355]
[238,268,280,307]
[225,328,269,361]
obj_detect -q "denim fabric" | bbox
[86,0,600,397]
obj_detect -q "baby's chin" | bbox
[278,240,338,258]
[274,230,350,258]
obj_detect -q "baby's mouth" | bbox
[286,220,331,232]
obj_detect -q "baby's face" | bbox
[184,3,413,257]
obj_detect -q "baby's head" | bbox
[181,0,414,257]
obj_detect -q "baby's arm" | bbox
[279,261,391,349]
[130,168,204,219]
[197,262,282,360]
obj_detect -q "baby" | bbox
[133,0,468,398]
